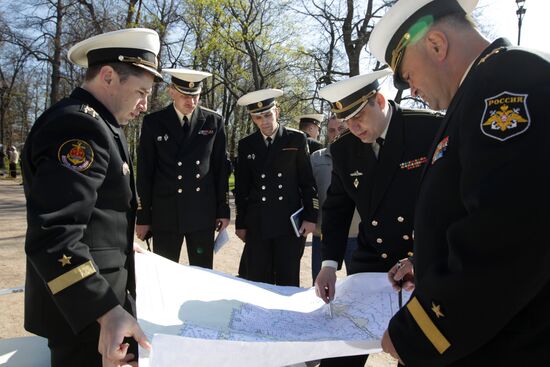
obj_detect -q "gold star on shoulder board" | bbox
[58,254,72,267]
[431,302,445,318]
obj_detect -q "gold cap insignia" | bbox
[189,81,195,88]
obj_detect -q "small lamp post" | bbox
[516,0,527,45]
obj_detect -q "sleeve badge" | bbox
[480,92,530,141]
[58,139,94,172]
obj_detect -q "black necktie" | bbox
[266,137,273,151]
[374,137,385,160]
[182,116,190,139]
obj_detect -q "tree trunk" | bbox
[49,0,63,106]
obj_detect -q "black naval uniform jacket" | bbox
[22,87,136,343]
[322,101,442,273]
[307,137,324,155]
[136,104,230,233]
[389,39,550,366]
[235,127,319,238]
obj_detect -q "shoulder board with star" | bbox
[79,104,99,119]
[401,108,443,117]
[200,106,223,117]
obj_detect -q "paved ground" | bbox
[0,178,396,366]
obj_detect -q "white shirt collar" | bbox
[261,124,279,142]
[173,105,193,125]
[379,104,393,140]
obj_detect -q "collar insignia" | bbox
[80,105,98,119]
[122,162,130,176]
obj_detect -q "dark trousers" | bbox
[243,232,306,286]
[152,228,215,268]
[48,335,137,367]
[9,162,16,178]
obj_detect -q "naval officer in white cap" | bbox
[313,70,441,366]
[22,28,161,367]
[234,89,319,286]
[296,113,324,154]
[136,68,230,268]
[369,0,550,365]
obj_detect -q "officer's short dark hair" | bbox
[85,62,148,82]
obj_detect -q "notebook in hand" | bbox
[290,207,304,237]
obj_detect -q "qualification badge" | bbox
[350,170,363,188]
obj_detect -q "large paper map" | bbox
[135,252,408,367]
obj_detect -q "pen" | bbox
[396,260,403,308]
[324,286,333,319]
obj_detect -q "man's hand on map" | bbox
[381,329,404,364]
[236,229,247,242]
[388,257,415,292]
[97,305,151,367]
[314,267,337,303]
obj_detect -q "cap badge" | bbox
[164,134,169,141]
[58,139,94,172]
[431,136,449,165]
[157,136,163,141]
[189,81,195,88]
[335,101,343,110]
[480,92,530,141]
[257,101,263,108]
[350,170,363,177]
[353,178,359,188]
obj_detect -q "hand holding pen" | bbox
[388,257,415,293]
